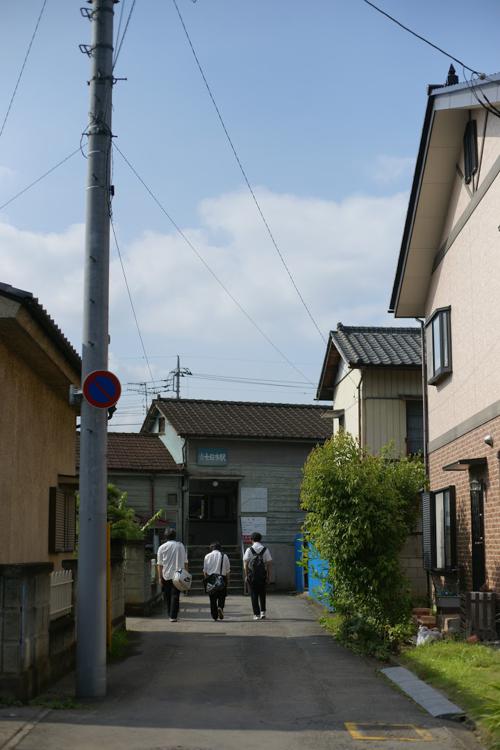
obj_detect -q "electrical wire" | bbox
[360,0,481,76]
[113,0,137,70]
[114,0,126,54]
[0,0,48,140]
[113,144,314,385]
[171,0,326,345]
[109,215,155,384]
[0,148,80,213]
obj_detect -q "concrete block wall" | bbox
[124,541,162,616]
[0,563,53,701]
[110,541,126,631]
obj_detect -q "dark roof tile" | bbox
[76,432,180,472]
[332,324,421,368]
[150,399,332,441]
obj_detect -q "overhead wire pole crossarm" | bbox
[171,0,326,345]
[113,145,314,386]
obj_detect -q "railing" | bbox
[49,569,73,620]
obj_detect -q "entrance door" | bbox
[187,479,238,546]
[470,479,486,591]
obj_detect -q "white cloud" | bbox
[372,155,415,185]
[1,186,408,410]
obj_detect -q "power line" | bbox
[0,148,80,213]
[113,0,137,70]
[113,144,314,385]
[360,0,481,76]
[171,0,326,345]
[0,0,48,140]
[109,215,155,384]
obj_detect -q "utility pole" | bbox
[173,355,192,399]
[76,0,115,698]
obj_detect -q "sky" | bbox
[1,0,500,429]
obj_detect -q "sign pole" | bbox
[76,0,115,698]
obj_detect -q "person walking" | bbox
[156,528,188,622]
[203,542,230,621]
[243,532,272,620]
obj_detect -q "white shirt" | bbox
[203,550,230,576]
[243,542,272,563]
[157,540,188,581]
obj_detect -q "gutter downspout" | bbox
[357,369,365,448]
[416,318,429,478]
[150,475,155,518]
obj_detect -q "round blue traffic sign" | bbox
[83,370,121,408]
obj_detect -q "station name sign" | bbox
[196,448,228,466]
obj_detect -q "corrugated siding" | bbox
[109,473,181,524]
[364,398,406,455]
[363,369,422,455]
[188,439,315,543]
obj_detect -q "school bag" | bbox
[247,546,267,585]
[205,551,226,595]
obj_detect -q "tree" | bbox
[301,431,426,656]
[107,483,162,540]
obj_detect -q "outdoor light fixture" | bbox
[212,480,219,487]
[469,478,482,493]
[484,434,494,447]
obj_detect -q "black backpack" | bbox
[247,546,267,585]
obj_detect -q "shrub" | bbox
[302,431,425,656]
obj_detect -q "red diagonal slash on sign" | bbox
[83,370,121,408]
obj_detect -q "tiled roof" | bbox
[0,282,81,372]
[150,399,332,441]
[76,432,180,472]
[332,324,421,367]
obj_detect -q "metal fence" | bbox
[49,569,73,620]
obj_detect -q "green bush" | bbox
[302,431,425,657]
[107,483,163,540]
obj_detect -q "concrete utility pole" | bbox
[77,0,115,698]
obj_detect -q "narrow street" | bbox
[0,595,483,750]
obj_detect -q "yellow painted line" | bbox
[345,722,433,742]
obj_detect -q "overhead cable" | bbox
[171,0,326,345]
[113,0,137,70]
[0,148,80,212]
[113,144,314,385]
[360,0,481,76]
[109,215,155,384]
[0,0,48,140]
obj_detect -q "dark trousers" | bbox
[249,583,266,616]
[162,578,180,619]
[209,587,227,620]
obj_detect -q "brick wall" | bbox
[429,415,500,592]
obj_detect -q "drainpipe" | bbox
[150,475,155,517]
[416,318,429,478]
[357,369,365,448]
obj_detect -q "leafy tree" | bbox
[301,431,426,656]
[107,483,162,540]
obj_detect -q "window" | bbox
[406,400,423,455]
[463,119,478,185]
[158,416,166,434]
[166,493,177,506]
[48,487,76,553]
[425,307,452,384]
[422,486,456,571]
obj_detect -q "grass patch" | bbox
[400,641,500,748]
[30,696,83,710]
[108,628,131,661]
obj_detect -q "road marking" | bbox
[0,708,51,749]
[345,722,433,742]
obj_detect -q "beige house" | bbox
[390,68,500,597]
[0,283,81,566]
[0,282,81,699]
[316,323,423,456]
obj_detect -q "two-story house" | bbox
[390,69,500,597]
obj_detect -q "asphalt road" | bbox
[0,594,484,750]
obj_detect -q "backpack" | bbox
[247,546,267,586]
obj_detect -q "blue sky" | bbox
[1,1,499,427]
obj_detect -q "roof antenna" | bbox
[446,64,459,86]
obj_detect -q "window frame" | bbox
[422,486,457,573]
[425,306,452,385]
[48,486,76,554]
